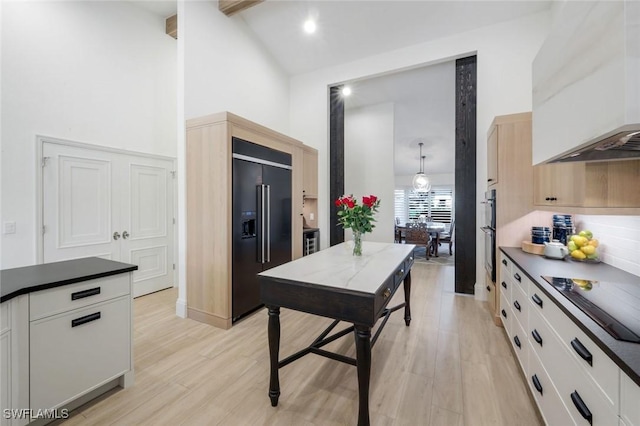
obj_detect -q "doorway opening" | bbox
[328,55,476,294]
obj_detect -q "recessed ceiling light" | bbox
[342,86,352,97]
[303,19,316,34]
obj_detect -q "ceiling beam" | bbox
[166,14,177,39]
[218,0,263,17]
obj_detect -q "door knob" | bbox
[113,232,121,240]
[122,231,130,239]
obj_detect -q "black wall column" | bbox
[454,56,477,294]
[329,86,345,246]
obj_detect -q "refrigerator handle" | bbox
[258,184,266,264]
[266,184,271,263]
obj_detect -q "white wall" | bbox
[289,11,551,295]
[344,103,395,243]
[1,1,177,269]
[574,215,640,277]
[177,1,291,316]
[183,1,290,130]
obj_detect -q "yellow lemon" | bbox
[580,245,596,255]
[571,250,586,260]
[588,239,599,248]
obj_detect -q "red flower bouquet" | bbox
[335,194,380,255]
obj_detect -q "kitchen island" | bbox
[258,241,415,426]
[1,258,137,425]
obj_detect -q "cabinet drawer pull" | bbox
[513,335,521,349]
[501,281,507,289]
[71,287,101,300]
[513,273,521,282]
[571,338,593,366]
[513,300,521,311]
[71,312,101,328]
[570,391,592,425]
[501,259,507,266]
[396,268,404,277]
[501,309,507,318]
[531,293,543,308]
[531,375,543,395]
[383,288,391,299]
[532,329,543,346]
[488,178,494,182]
[486,285,491,292]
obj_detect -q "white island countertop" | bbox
[259,241,415,294]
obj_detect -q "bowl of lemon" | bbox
[566,230,600,263]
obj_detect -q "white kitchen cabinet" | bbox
[0,297,29,426]
[29,275,133,412]
[532,1,640,164]
[500,252,626,426]
[528,344,574,426]
[1,303,11,426]
[620,372,640,425]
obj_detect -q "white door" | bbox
[42,142,175,297]
[120,158,174,297]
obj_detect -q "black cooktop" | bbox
[542,276,640,344]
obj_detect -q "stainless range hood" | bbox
[550,125,640,163]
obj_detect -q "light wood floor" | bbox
[58,263,542,426]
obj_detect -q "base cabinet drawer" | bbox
[511,313,528,373]
[30,296,130,410]
[621,373,640,426]
[529,285,619,409]
[500,291,512,338]
[528,345,574,426]
[30,274,130,321]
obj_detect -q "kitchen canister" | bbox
[531,226,551,244]
[552,215,573,245]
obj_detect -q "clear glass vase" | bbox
[352,231,363,256]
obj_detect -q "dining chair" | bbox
[404,223,431,259]
[438,221,455,255]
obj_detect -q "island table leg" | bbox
[404,270,412,326]
[267,306,281,407]
[354,325,372,426]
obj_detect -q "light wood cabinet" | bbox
[533,163,585,207]
[302,146,318,230]
[486,112,535,324]
[186,112,310,329]
[302,146,318,198]
[486,125,498,186]
[533,160,640,211]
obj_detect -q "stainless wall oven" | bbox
[481,189,496,282]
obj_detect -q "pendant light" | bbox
[412,142,431,192]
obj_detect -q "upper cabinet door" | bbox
[487,125,498,187]
[302,147,318,198]
[532,1,640,164]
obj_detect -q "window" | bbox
[394,188,454,225]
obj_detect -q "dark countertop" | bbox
[500,247,640,387]
[1,257,138,303]
[302,227,319,234]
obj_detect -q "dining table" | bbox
[395,221,447,256]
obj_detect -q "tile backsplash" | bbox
[574,215,640,277]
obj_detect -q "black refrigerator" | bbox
[232,138,292,321]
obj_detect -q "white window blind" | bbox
[394,189,406,224]
[394,188,454,226]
